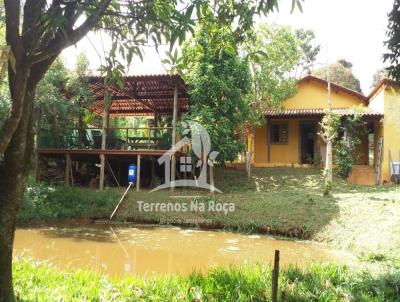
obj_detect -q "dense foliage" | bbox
[182,22,320,164]
[182,19,251,163]
[18,181,118,223]
[245,24,315,125]
[384,0,400,80]
[313,59,362,92]
[35,58,75,148]
[334,109,366,178]
[371,67,392,87]
[35,54,94,149]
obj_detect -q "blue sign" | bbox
[128,164,137,183]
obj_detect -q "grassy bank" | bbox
[13,260,400,301]
[19,167,400,259]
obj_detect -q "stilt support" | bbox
[65,153,71,186]
[136,155,141,191]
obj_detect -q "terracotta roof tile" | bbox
[263,108,382,117]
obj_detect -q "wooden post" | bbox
[272,250,280,302]
[69,158,74,186]
[99,154,105,190]
[210,163,214,194]
[99,94,110,191]
[125,128,128,150]
[65,153,71,186]
[136,155,141,192]
[171,82,179,190]
[267,118,271,163]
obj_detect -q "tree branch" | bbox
[21,0,47,52]
[4,0,20,53]
[29,0,112,65]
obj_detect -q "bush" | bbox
[334,110,366,178]
[18,182,120,223]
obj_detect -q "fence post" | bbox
[272,250,280,302]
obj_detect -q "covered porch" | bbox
[251,108,383,184]
[37,74,189,190]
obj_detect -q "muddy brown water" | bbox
[14,225,354,277]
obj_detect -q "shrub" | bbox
[18,182,119,222]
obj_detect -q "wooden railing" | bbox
[38,126,173,150]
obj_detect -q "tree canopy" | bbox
[182,17,251,163]
[384,0,400,80]
[371,67,393,88]
[313,59,362,93]
[181,21,319,165]
[244,24,316,121]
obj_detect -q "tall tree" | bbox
[182,18,251,163]
[294,28,321,76]
[67,52,93,148]
[0,1,301,299]
[35,57,73,148]
[313,59,362,92]
[371,67,392,88]
[244,24,319,176]
[384,0,400,80]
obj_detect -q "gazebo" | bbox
[37,74,189,190]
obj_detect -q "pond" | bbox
[14,225,354,277]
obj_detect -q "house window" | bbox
[270,123,288,144]
[180,156,192,173]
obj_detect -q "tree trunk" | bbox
[0,83,36,302]
[77,111,84,148]
[324,139,333,195]
[246,126,254,178]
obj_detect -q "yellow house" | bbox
[249,75,400,185]
[368,78,400,183]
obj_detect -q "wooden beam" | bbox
[267,119,271,163]
[100,90,110,191]
[136,155,141,192]
[37,149,170,156]
[65,153,71,186]
[69,158,74,186]
[170,82,179,191]
[99,154,105,191]
[210,164,215,194]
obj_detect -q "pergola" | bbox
[37,74,190,191]
[87,74,189,117]
[88,74,189,191]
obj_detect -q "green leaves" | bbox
[162,49,184,75]
[313,60,362,93]
[291,0,304,13]
[383,0,400,80]
[182,20,251,163]
[244,24,308,126]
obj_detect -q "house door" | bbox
[300,123,316,164]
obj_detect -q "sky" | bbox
[62,0,394,94]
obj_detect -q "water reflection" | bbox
[14,225,353,277]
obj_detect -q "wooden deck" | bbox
[37,148,168,157]
[37,148,177,189]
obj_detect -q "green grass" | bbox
[13,260,400,301]
[18,182,119,223]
